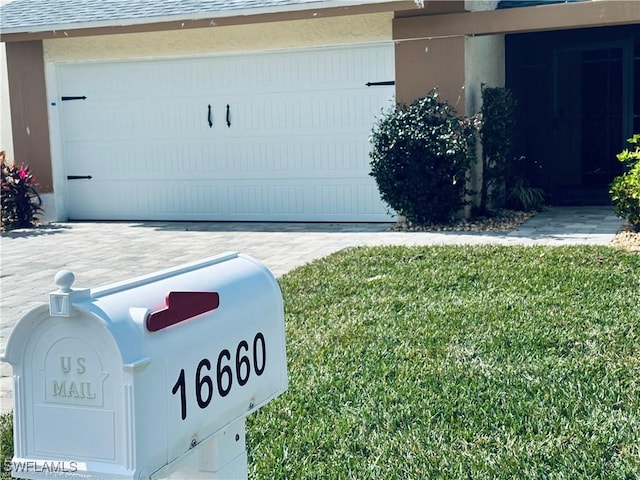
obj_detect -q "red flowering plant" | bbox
[1,151,43,231]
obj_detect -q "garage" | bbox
[56,44,395,222]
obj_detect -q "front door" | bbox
[552,43,630,204]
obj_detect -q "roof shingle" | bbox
[0,0,330,33]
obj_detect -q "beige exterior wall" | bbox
[6,41,52,192]
[464,0,502,113]
[464,0,502,110]
[44,12,394,63]
[394,36,466,109]
[1,0,15,159]
[464,34,504,115]
[0,43,12,160]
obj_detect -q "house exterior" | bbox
[1,0,638,222]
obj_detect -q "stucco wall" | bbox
[463,0,503,114]
[44,12,393,63]
[1,0,15,159]
[464,34,505,115]
[394,36,466,109]
[464,34,505,205]
[0,43,12,159]
[6,41,52,192]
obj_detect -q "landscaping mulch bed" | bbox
[387,209,537,232]
[388,209,640,253]
[612,222,640,252]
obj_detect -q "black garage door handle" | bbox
[208,104,213,128]
[226,104,231,128]
[67,175,93,180]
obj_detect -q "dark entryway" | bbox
[506,25,640,205]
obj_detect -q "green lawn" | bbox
[247,246,640,479]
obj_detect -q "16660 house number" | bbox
[172,332,266,420]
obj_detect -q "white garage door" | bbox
[57,44,395,222]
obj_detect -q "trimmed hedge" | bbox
[369,90,478,225]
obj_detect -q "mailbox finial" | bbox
[50,270,89,317]
[54,270,75,292]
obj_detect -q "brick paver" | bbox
[0,206,624,412]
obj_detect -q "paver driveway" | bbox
[0,206,624,412]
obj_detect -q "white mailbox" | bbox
[1,253,287,480]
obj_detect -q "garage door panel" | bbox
[67,181,224,220]
[313,180,386,215]
[67,181,386,222]
[60,44,395,221]
[315,185,358,215]
[66,181,141,219]
[146,184,220,216]
[265,186,305,215]
[65,141,210,179]
[67,138,376,181]
[211,47,394,94]
[220,93,386,135]
[58,46,397,100]
[62,88,391,141]
[62,99,214,142]
[60,61,216,101]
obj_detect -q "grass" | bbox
[0,246,637,479]
[1,412,12,480]
[246,245,640,479]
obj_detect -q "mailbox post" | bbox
[1,253,288,480]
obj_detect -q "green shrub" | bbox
[480,85,517,211]
[369,90,478,225]
[506,177,546,211]
[1,151,43,231]
[0,412,12,480]
[610,134,640,231]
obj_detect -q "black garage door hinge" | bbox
[61,96,87,101]
[366,81,395,87]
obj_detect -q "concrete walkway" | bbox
[0,206,624,413]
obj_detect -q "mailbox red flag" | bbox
[146,291,220,332]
